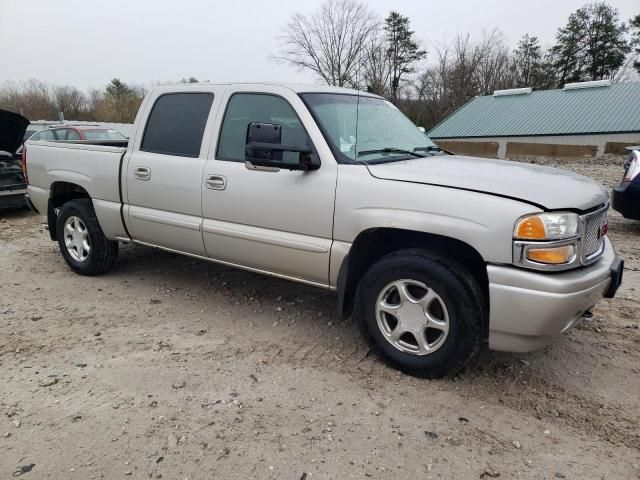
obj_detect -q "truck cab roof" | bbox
[157,81,382,97]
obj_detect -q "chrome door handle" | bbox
[205,174,227,190]
[134,166,151,181]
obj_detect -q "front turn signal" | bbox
[527,245,575,265]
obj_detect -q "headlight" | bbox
[514,212,579,240]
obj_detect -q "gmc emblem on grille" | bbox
[597,223,608,239]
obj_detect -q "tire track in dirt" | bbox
[202,330,640,450]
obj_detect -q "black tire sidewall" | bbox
[355,252,482,377]
[56,200,111,275]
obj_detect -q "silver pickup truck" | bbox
[20,83,623,378]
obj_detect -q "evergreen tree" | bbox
[551,2,630,85]
[384,12,426,102]
[550,8,588,85]
[582,2,630,80]
[105,79,137,123]
[512,34,542,87]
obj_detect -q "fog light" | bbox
[527,245,575,264]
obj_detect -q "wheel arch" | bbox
[47,181,92,240]
[337,228,489,338]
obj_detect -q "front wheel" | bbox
[56,199,118,276]
[354,250,484,378]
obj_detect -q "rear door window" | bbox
[141,93,214,157]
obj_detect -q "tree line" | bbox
[278,0,640,128]
[0,76,202,124]
[0,78,147,124]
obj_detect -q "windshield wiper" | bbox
[357,147,425,158]
[414,145,451,155]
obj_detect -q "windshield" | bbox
[302,93,441,163]
[83,129,126,140]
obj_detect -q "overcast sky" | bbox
[1,0,637,90]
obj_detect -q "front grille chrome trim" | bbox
[579,204,608,266]
[512,204,609,272]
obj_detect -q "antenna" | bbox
[355,88,361,160]
[354,47,363,160]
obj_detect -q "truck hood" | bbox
[0,109,29,154]
[366,155,609,211]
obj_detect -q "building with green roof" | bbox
[428,80,640,159]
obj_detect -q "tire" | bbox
[56,199,118,276]
[354,249,484,378]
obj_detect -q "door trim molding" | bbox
[131,239,334,290]
[130,211,201,231]
[202,219,329,253]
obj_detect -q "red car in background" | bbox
[27,125,127,142]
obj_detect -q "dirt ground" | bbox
[1,158,639,479]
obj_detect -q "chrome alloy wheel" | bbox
[63,216,91,262]
[375,279,450,355]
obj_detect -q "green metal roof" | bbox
[428,82,640,139]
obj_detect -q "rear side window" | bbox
[54,129,71,140]
[32,130,56,141]
[84,129,125,140]
[66,130,81,140]
[141,93,214,157]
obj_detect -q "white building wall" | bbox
[436,133,640,158]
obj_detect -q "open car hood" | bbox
[0,109,29,154]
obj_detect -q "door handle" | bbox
[205,174,227,190]
[134,166,151,181]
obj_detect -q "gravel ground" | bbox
[1,158,639,479]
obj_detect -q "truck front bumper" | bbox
[487,237,622,352]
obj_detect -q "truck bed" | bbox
[25,140,129,239]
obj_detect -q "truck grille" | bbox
[581,207,608,262]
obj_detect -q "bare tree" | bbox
[475,30,516,94]
[406,30,518,129]
[440,33,482,111]
[0,80,55,120]
[361,33,392,95]
[277,0,378,87]
[52,85,88,120]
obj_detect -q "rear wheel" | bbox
[354,250,484,378]
[56,199,118,275]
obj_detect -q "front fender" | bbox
[332,165,541,265]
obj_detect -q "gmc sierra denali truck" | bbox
[20,83,623,378]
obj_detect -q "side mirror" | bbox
[245,122,319,171]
